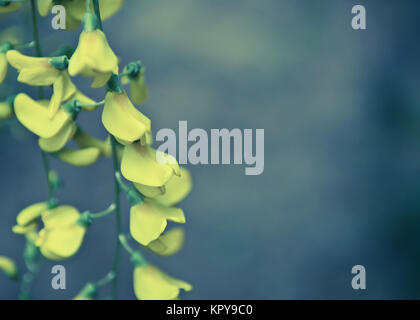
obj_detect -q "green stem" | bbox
[30,0,43,100]
[30,0,54,200]
[95,271,115,287]
[19,0,50,300]
[118,234,135,256]
[110,136,121,299]
[90,203,116,219]
[92,0,103,30]
[92,0,119,299]
[78,99,105,109]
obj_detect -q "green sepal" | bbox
[82,12,100,32]
[106,74,123,93]
[76,211,93,227]
[62,100,81,120]
[49,56,69,70]
[125,61,142,79]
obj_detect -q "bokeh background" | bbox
[1,0,420,299]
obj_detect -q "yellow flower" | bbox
[68,13,118,88]
[147,228,185,256]
[35,205,87,260]
[6,50,61,86]
[134,167,192,206]
[49,71,97,117]
[130,199,185,246]
[39,121,77,153]
[121,143,180,187]
[102,90,151,144]
[121,62,148,105]
[0,256,18,280]
[56,147,101,167]
[133,264,192,300]
[37,0,124,30]
[13,94,72,138]
[0,98,13,120]
[0,2,21,13]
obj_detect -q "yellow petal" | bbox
[102,91,151,143]
[37,0,53,16]
[39,122,77,153]
[41,205,80,228]
[37,226,85,260]
[16,202,48,226]
[121,143,180,187]
[0,256,18,279]
[130,200,185,246]
[68,29,118,87]
[137,167,192,206]
[14,93,70,138]
[0,53,7,83]
[0,101,12,119]
[133,265,192,300]
[48,72,77,117]
[12,222,38,235]
[134,183,165,198]
[74,129,111,157]
[6,50,60,85]
[147,228,185,256]
[129,68,148,105]
[56,147,101,166]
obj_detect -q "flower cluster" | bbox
[0,0,193,300]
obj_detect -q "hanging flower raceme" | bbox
[121,61,148,105]
[0,256,18,280]
[0,1,21,13]
[37,0,124,30]
[102,75,151,145]
[35,205,89,260]
[68,12,118,88]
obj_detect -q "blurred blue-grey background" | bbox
[1,0,420,299]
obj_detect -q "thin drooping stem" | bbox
[92,0,121,300]
[30,0,43,99]
[110,136,122,299]
[18,0,49,300]
[30,0,54,200]
[90,203,116,219]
